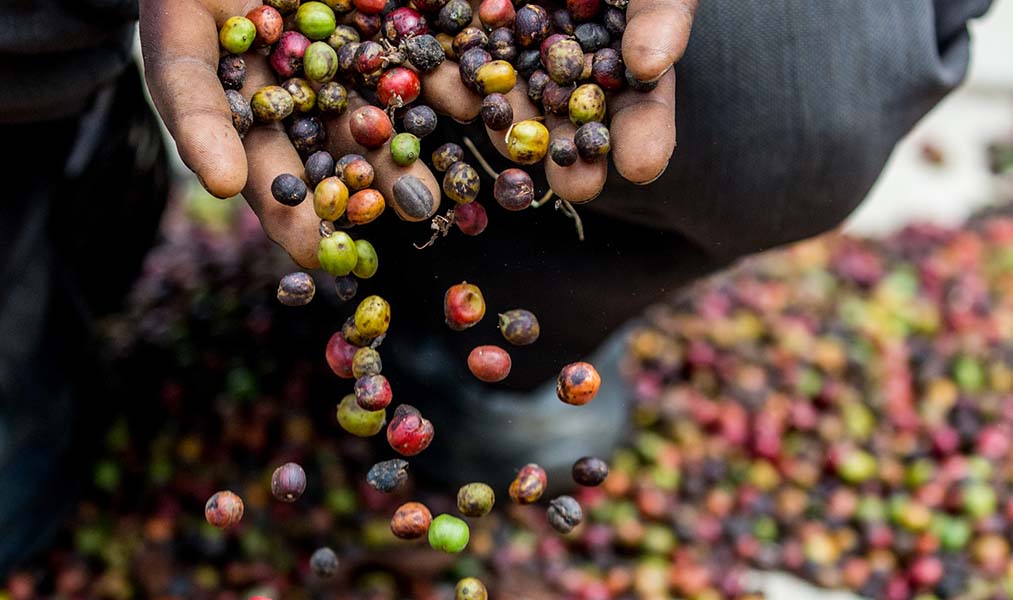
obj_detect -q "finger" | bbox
[544,114,608,204]
[483,81,540,159]
[138,0,259,198]
[241,53,323,268]
[419,61,483,123]
[324,96,442,222]
[622,0,696,82]
[608,68,676,184]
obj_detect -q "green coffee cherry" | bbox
[428,514,470,553]
[296,2,337,40]
[390,133,421,167]
[304,41,339,83]
[352,239,379,279]
[336,393,386,436]
[318,232,358,276]
[219,16,257,54]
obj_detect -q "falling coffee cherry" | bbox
[444,282,486,330]
[271,462,307,502]
[509,463,547,504]
[205,490,244,528]
[557,361,601,405]
[387,404,435,456]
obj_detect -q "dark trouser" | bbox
[0,65,168,575]
[0,0,991,574]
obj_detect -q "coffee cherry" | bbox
[516,49,542,77]
[505,119,549,164]
[487,27,517,62]
[390,133,421,166]
[325,331,358,378]
[458,47,492,92]
[351,10,382,37]
[288,115,327,154]
[547,495,583,534]
[337,41,361,71]
[354,295,391,338]
[455,578,488,600]
[270,31,311,78]
[367,458,409,493]
[569,83,605,125]
[247,5,284,47]
[603,5,626,36]
[556,361,601,405]
[271,462,307,502]
[574,22,609,52]
[377,67,421,107]
[251,85,294,122]
[218,54,246,90]
[271,173,308,207]
[334,275,359,302]
[205,491,244,528]
[336,393,387,436]
[478,0,515,30]
[437,0,472,34]
[387,404,435,456]
[574,121,610,160]
[296,2,338,40]
[428,514,470,553]
[220,16,257,54]
[552,9,576,35]
[432,143,464,172]
[305,151,335,187]
[352,347,382,378]
[226,90,252,138]
[509,463,547,504]
[625,68,659,92]
[468,345,512,382]
[342,316,376,347]
[572,456,609,486]
[545,38,584,85]
[454,201,488,236]
[514,4,551,47]
[309,547,339,579]
[403,105,438,138]
[591,47,624,91]
[277,272,316,306]
[443,162,481,204]
[304,41,339,82]
[481,93,514,131]
[349,106,393,148]
[391,175,436,221]
[346,189,386,224]
[355,374,393,410]
[353,0,386,14]
[318,231,358,276]
[445,282,486,330]
[457,482,496,517]
[391,502,432,539]
[567,0,601,21]
[327,24,360,50]
[354,40,386,73]
[453,28,489,57]
[475,60,517,95]
[404,34,446,72]
[352,239,379,278]
[527,70,550,103]
[265,0,299,12]
[317,81,349,114]
[499,309,540,344]
[336,154,375,190]
[314,176,349,221]
[493,168,534,211]
[549,137,578,166]
[282,77,317,113]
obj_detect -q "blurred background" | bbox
[3,2,1012,600]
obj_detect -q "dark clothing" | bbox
[0,0,136,123]
[0,0,995,574]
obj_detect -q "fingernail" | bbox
[392,175,436,221]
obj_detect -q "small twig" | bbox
[414,210,456,249]
[462,137,501,180]
[557,199,585,241]
[530,189,554,208]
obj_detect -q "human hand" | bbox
[140,0,445,268]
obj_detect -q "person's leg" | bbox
[0,64,168,576]
[371,0,991,485]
